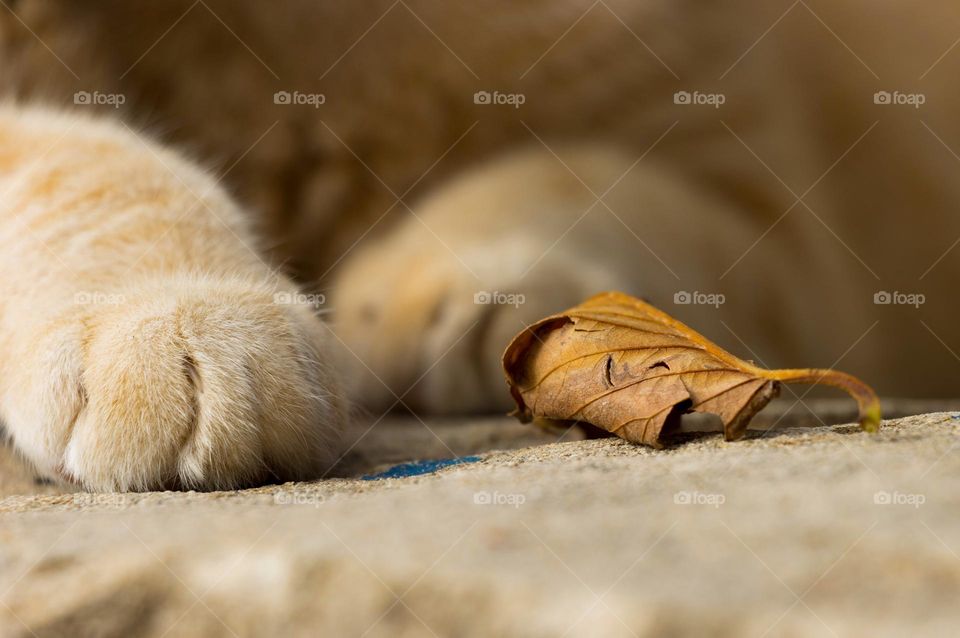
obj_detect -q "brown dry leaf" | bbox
[502,291,881,447]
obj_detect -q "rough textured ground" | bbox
[2,400,960,637]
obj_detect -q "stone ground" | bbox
[1,399,960,637]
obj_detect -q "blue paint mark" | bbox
[951,413,960,421]
[361,456,482,480]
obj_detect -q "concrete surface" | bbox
[2,400,960,637]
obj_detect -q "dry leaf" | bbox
[502,291,880,447]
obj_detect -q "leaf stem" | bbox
[760,368,882,433]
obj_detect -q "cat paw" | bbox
[1,277,346,491]
[331,240,605,414]
[329,146,645,414]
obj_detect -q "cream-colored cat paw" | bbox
[331,242,608,414]
[328,146,651,415]
[1,278,346,492]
